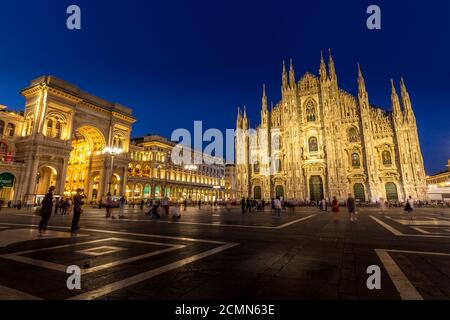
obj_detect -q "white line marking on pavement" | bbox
[370,216,403,236]
[370,216,450,239]
[0,285,42,300]
[0,223,229,244]
[1,212,317,230]
[68,242,239,300]
[375,249,423,300]
[1,237,187,275]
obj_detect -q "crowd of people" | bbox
[0,184,438,236]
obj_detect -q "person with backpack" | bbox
[405,196,415,220]
[71,189,84,234]
[38,186,55,236]
[104,192,114,219]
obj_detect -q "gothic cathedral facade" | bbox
[235,51,427,203]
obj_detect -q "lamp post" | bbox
[102,146,123,196]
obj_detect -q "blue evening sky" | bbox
[0,0,448,174]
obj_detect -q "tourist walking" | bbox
[71,189,84,234]
[162,196,170,216]
[119,196,126,219]
[379,197,387,216]
[241,197,246,215]
[405,196,415,220]
[274,197,282,217]
[346,193,357,222]
[246,198,252,213]
[331,196,340,223]
[38,186,55,236]
[104,192,114,219]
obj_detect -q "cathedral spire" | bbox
[328,49,336,81]
[262,84,268,111]
[391,79,402,119]
[236,107,242,129]
[282,60,288,90]
[357,63,367,95]
[319,51,327,82]
[400,77,414,121]
[242,106,248,129]
[289,58,296,87]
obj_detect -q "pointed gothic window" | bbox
[306,101,317,122]
[0,120,5,135]
[352,153,361,167]
[308,136,318,152]
[348,127,359,143]
[253,161,260,174]
[382,151,392,166]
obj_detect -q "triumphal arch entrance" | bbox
[13,76,135,204]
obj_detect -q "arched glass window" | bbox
[55,121,61,138]
[0,120,5,135]
[351,153,361,167]
[382,151,392,166]
[308,137,318,152]
[6,123,15,137]
[306,101,317,122]
[348,127,359,143]
[46,119,53,136]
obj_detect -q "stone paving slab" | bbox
[0,206,449,300]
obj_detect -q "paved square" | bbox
[0,206,449,300]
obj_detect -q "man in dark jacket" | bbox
[71,189,84,233]
[38,186,55,235]
[346,193,357,222]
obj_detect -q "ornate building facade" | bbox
[235,52,428,203]
[0,76,135,204]
[0,76,226,204]
[126,135,227,202]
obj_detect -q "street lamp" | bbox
[102,146,123,195]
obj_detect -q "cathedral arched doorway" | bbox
[253,186,262,200]
[35,166,57,196]
[353,183,366,202]
[385,182,398,202]
[65,126,106,199]
[309,176,324,202]
[275,185,284,199]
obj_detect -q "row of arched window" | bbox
[0,120,16,137]
[45,118,63,139]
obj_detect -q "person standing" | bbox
[38,186,55,236]
[162,196,170,216]
[119,196,126,219]
[104,192,114,219]
[240,197,246,215]
[405,196,415,220]
[274,197,282,217]
[331,196,340,223]
[17,200,22,210]
[379,197,387,216]
[246,197,252,213]
[346,193,357,222]
[71,189,84,234]
[198,199,202,210]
